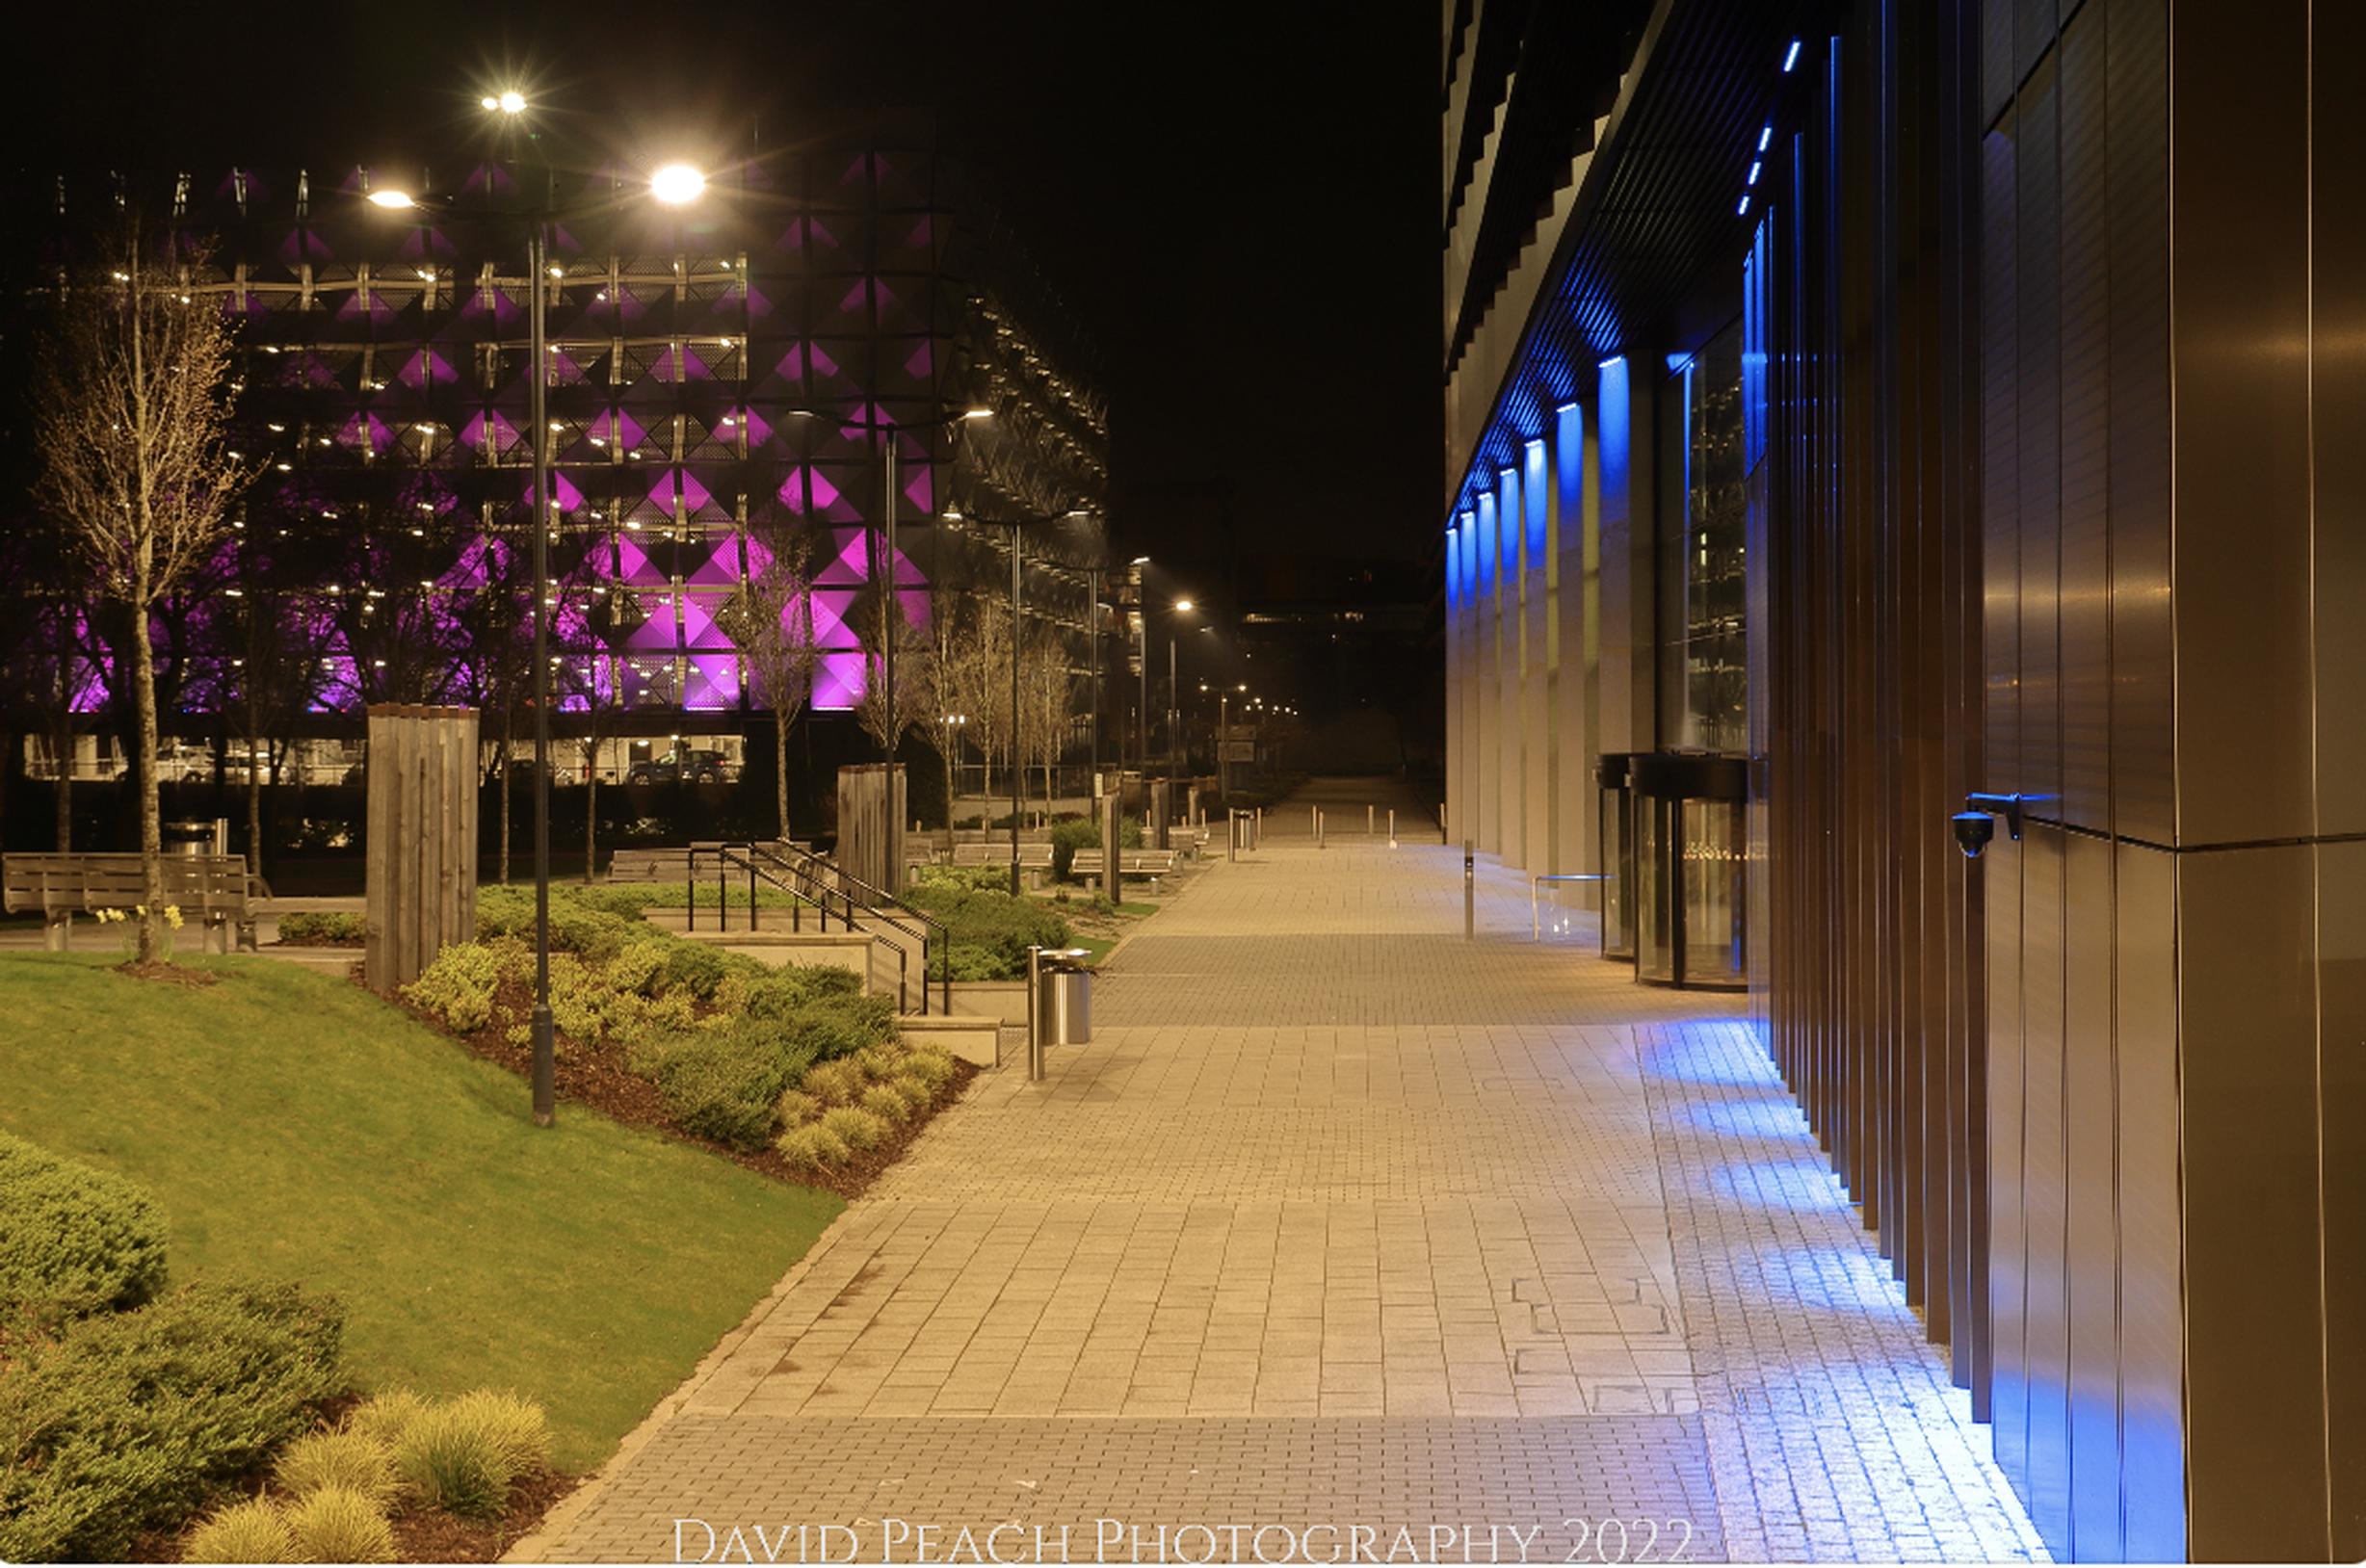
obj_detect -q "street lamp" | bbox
[369,111,707,1130]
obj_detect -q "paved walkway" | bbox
[526,780,2044,1563]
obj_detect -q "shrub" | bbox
[774,1088,823,1128]
[1048,818,1096,881]
[390,1404,517,1521]
[183,1498,298,1564]
[903,1047,957,1092]
[911,862,1017,895]
[561,884,666,921]
[275,1426,397,1506]
[819,1106,889,1152]
[905,883,1071,980]
[475,885,638,962]
[885,1073,937,1115]
[443,1389,552,1475]
[0,1132,169,1330]
[936,943,1006,982]
[284,1485,397,1563]
[401,940,507,1034]
[649,1032,796,1152]
[344,1388,429,1449]
[276,910,365,944]
[859,1084,912,1124]
[800,1058,868,1109]
[656,941,730,1000]
[774,1122,850,1171]
[0,1282,345,1563]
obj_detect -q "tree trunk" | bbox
[52,728,72,852]
[583,767,597,885]
[775,713,791,843]
[245,709,263,879]
[132,583,162,963]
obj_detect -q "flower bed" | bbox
[398,887,972,1197]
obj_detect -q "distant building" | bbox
[32,119,1104,744]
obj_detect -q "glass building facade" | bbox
[1438,1,2362,1559]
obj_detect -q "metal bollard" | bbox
[1388,808,1396,848]
[1440,805,1449,846]
[1026,944,1045,1082]
[1463,840,1475,940]
[1367,804,1375,836]
[1317,808,1326,849]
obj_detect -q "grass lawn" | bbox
[0,953,841,1470]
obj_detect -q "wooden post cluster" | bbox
[364,705,480,993]
[836,763,907,895]
[1148,779,1171,851]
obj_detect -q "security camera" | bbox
[1953,811,1995,859]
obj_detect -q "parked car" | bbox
[628,747,729,785]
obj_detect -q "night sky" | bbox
[20,3,1441,573]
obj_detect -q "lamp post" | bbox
[877,407,991,764]
[370,98,706,1128]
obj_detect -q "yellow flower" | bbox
[165,905,184,930]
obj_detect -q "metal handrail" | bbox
[758,842,953,1018]
[686,840,951,1016]
[1531,872,1608,942]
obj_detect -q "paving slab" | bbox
[523,780,2045,1563]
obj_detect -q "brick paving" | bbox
[523,781,2044,1563]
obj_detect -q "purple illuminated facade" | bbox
[124,127,1103,725]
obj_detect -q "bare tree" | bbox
[1020,628,1073,817]
[36,222,249,961]
[846,567,934,765]
[717,530,818,842]
[940,593,1011,823]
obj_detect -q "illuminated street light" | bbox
[650,163,707,206]
[367,189,415,209]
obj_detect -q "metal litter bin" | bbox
[1036,951,1092,1045]
[165,820,213,858]
[1026,946,1093,1082]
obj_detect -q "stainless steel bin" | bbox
[1036,958,1092,1045]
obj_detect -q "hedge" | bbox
[0,1282,346,1562]
[0,1131,169,1331]
[904,882,1073,980]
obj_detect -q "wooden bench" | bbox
[950,842,1054,871]
[610,843,809,883]
[1069,848,1181,888]
[2,852,258,953]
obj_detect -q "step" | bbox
[670,928,871,981]
[897,1012,1003,1069]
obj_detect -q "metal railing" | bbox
[683,840,951,1015]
